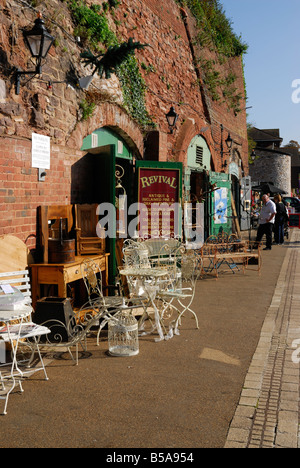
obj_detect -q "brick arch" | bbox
[173,116,215,168]
[67,101,144,157]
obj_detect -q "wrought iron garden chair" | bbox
[155,247,202,337]
[0,320,50,414]
[121,240,156,333]
[79,258,125,345]
[140,237,182,267]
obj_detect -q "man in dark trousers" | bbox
[255,194,276,250]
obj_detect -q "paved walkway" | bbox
[225,229,300,448]
[1,230,300,448]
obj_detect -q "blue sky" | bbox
[221,0,300,146]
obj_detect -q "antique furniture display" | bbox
[75,204,105,255]
[30,253,109,308]
[38,205,75,264]
[32,205,109,309]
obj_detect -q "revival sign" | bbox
[137,163,182,238]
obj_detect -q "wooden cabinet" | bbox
[74,204,105,255]
[30,254,109,309]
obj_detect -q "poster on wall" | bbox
[214,187,228,224]
[32,132,50,169]
[137,165,181,238]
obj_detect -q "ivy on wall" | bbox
[179,0,247,57]
[66,0,247,124]
[79,98,96,120]
[117,54,155,129]
[66,0,154,129]
[68,0,117,49]
[177,0,248,113]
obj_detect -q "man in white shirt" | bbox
[255,194,276,250]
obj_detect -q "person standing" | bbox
[273,194,287,245]
[255,194,276,250]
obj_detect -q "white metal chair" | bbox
[122,239,152,268]
[0,320,50,415]
[80,258,124,345]
[156,249,202,337]
[121,240,155,333]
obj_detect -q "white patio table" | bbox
[119,266,172,342]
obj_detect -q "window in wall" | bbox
[196,146,204,166]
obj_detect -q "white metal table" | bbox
[119,266,172,342]
[0,305,49,415]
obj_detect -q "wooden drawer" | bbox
[64,257,106,283]
[64,264,82,283]
[93,256,107,271]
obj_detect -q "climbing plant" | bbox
[67,0,154,129]
[67,0,116,49]
[177,0,248,112]
[79,98,96,120]
[117,54,155,129]
[177,0,247,57]
[80,38,149,79]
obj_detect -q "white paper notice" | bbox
[32,133,50,169]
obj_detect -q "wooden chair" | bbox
[75,204,105,255]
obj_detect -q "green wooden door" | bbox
[209,171,232,236]
[95,145,116,280]
[81,128,134,282]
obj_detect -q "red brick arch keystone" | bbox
[173,116,216,169]
[67,101,144,157]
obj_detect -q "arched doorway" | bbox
[71,126,137,280]
[185,134,213,241]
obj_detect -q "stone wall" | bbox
[249,150,291,195]
[0,0,248,248]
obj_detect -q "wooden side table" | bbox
[30,254,109,309]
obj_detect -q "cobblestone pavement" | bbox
[225,229,300,448]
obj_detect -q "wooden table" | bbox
[30,254,109,308]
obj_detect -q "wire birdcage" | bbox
[108,311,139,357]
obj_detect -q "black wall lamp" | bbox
[165,106,179,134]
[220,124,233,169]
[15,13,55,95]
[225,133,233,150]
[250,149,256,162]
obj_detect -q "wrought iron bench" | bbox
[199,240,261,278]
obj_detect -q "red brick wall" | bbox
[0,137,80,250]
